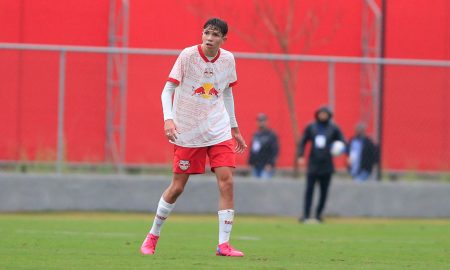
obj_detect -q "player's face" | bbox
[202,26,226,54]
[258,119,267,129]
[318,111,330,122]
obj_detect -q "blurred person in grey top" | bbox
[248,113,279,179]
[347,123,378,182]
[297,106,345,223]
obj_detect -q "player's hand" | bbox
[164,119,179,143]
[231,127,247,154]
[297,157,306,167]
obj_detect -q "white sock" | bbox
[149,196,175,236]
[218,209,234,244]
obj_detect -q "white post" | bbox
[328,62,336,112]
[56,50,66,174]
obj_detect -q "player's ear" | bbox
[222,35,228,42]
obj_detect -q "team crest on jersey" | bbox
[179,160,190,171]
[192,83,220,99]
[204,67,214,78]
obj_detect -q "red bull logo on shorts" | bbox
[179,160,190,171]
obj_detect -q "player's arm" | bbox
[269,133,279,166]
[231,127,246,154]
[297,125,312,166]
[223,87,247,153]
[223,86,238,128]
[335,126,346,144]
[161,81,179,142]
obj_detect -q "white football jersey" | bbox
[167,45,238,147]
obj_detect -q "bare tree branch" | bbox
[182,0,341,173]
[285,0,296,42]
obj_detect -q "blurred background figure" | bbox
[248,113,279,179]
[297,106,345,223]
[347,123,378,182]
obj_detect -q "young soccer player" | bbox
[140,18,247,257]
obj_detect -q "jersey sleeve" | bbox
[161,81,177,120]
[223,87,238,128]
[167,49,187,85]
[297,125,312,158]
[228,55,238,88]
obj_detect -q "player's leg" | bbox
[356,170,370,181]
[141,145,207,255]
[163,173,190,203]
[315,173,332,222]
[252,166,261,178]
[261,165,275,179]
[209,139,244,257]
[301,172,316,222]
[215,166,234,209]
[214,167,243,257]
[141,173,189,255]
[150,173,189,235]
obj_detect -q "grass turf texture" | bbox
[0,213,449,270]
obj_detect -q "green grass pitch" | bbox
[0,212,449,269]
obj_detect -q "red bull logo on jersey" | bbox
[192,83,219,99]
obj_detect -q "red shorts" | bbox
[173,139,236,174]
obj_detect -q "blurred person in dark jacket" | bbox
[297,106,345,223]
[248,113,279,179]
[347,123,378,182]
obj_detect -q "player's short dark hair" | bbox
[203,18,228,36]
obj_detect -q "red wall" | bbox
[383,0,449,170]
[0,0,448,171]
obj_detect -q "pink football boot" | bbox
[216,242,244,257]
[140,233,159,255]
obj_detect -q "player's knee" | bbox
[168,184,184,198]
[218,177,233,192]
[174,185,185,196]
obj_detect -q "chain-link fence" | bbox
[0,43,449,179]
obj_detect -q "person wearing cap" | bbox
[297,106,346,223]
[248,113,279,179]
